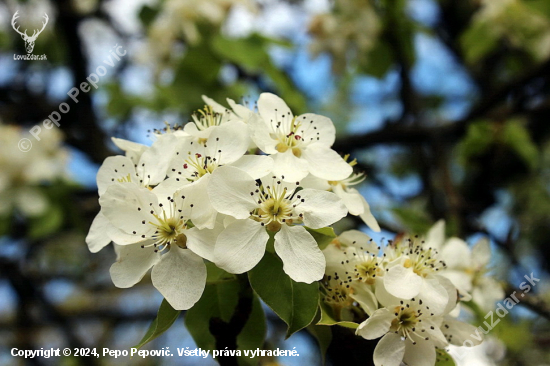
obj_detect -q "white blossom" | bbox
[95,183,221,310]
[249,93,352,182]
[208,165,347,283]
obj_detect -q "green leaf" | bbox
[206,261,236,284]
[461,21,498,64]
[307,324,332,365]
[317,300,358,329]
[211,34,270,71]
[391,206,432,234]
[138,5,159,28]
[457,120,494,165]
[185,281,266,366]
[360,41,393,78]
[248,252,319,338]
[135,299,180,349]
[436,349,456,366]
[28,204,63,239]
[305,227,337,250]
[503,120,538,170]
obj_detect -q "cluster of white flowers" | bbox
[0,124,68,217]
[321,221,503,366]
[145,0,255,68]
[86,93,379,310]
[308,0,381,73]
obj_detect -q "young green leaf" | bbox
[185,281,266,366]
[248,252,319,338]
[135,299,180,349]
[305,227,337,250]
[317,300,358,329]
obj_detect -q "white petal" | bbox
[202,95,229,114]
[152,176,190,201]
[208,166,258,219]
[417,276,451,316]
[374,278,402,307]
[86,212,112,253]
[425,220,445,250]
[111,137,148,164]
[151,246,206,310]
[333,185,364,215]
[403,337,436,366]
[442,317,483,346]
[248,113,278,154]
[176,177,217,229]
[351,283,380,316]
[137,133,183,186]
[441,238,471,269]
[302,145,352,180]
[373,333,405,366]
[298,113,335,146]
[272,150,309,182]
[437,274,461,315]
[206,121,249,165]
[337,230,379,253]
[356,308,392,339]
[359,194,381,232]
[229,155,275,179]
[99,184,158,238]
[257,93,293,130]
[300,174,331,190]
[185,224,222,263]
[97,156,140,195]
[110,243,160,288]
[442,270,473,294]
[183,121,213,139]
[423,318,449,348]
[472,237,491,268]
[214,219,268,273]
[296,189,347,229]
[274,225,325,283]
[384,265,423,299]
[227,98,253,121]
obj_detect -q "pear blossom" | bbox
[379,236,451,316]
[355,267,481,366]
[0,124,68,217]
[322,230,383,317]
[302,156,379,231]
[424,220,504,311]
[95,183,221,309]
[249,93,352,182]
[158,121,273,229]
[86,133,185,253]
[208,165,347,283]
[356,296,451,366]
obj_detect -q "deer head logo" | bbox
[11,11,49,54]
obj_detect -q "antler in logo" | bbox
[11,11,49,54]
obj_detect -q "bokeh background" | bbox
[1,0,550,365]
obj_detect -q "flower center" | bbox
[150,216,187,248]
[388,238,446,277]
[391,306,419,333]
[183,153,219,181]
[249,178,305,232]
[274,116,303,157]
[354,256,380,285]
